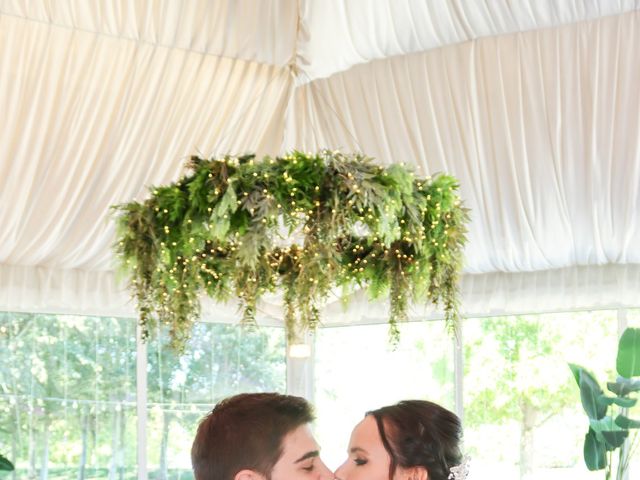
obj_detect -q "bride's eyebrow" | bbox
[349,447,368,455]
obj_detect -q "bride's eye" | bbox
[354,458,367,466]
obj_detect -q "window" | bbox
[3,308,639,479]
[0,313,286,480]
[628,308,640,326]
[314,310,639,479]
[0,312,137,479]
[146,322,286,478]
[313,321,455,469]
[463,311,617,480]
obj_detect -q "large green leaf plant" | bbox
[570,327,640,479]
[0,453,14,472]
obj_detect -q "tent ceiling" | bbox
[0,0,298,67]
[296,0,640,81]
[5,1,639,78]
[1,1,639,320]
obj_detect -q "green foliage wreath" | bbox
[114,151,469,352]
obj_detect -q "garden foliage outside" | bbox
[0,312,285,479]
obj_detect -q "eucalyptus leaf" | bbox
[611,396,637,408]
[589,417,629,450]
[607,376,640,396]
[589,416,622,434]
[615,414,640,429]
[598,394,637,408]
[601,430,629,449]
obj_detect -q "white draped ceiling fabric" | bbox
[1,0,639,324]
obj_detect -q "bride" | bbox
[334,400,468,480]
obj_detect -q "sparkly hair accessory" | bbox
[448,456,470,480]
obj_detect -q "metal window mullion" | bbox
[453,323,464,423]
[136,323,148,480]
[286,333,316,401]
[618,308,628,338]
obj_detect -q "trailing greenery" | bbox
[113,151,469,352]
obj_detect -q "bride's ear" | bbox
[396,466,428,480]
[235,470,265,480]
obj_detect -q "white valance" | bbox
[2,263,638,324]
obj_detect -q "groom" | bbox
[191,392,333,480]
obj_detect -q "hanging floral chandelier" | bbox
[114,151,469,352]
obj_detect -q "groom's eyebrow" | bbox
[294,451,320,463]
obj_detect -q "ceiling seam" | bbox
[277,0,303,154]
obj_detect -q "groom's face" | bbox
[270,424,333,480]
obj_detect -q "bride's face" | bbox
[334,415,392,480]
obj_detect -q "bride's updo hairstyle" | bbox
[367,400,463,480]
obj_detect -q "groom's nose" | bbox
[316,458,334,480]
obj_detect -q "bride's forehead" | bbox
[351,416,380,441]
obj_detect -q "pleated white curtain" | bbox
[286,11,640,275]
[0,4,295,317]
[0,12,293,268]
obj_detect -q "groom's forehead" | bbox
[281,424,320,458]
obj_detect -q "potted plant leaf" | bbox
[569,327,640,479]
[0,453,14,473]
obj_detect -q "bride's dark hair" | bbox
[367,400,463,480]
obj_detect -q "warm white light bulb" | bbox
[288,343,311,358]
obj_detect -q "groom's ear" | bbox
[396,466,428,480]
[235,469,266,480]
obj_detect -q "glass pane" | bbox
[145,323,286,479]
[463,311,618,480]
[0,312,137,479]
[628,308,640,326]
[314,321,455,470]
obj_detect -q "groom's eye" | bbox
[302,463,315,472]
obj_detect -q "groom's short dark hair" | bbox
[191,393,314,480]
